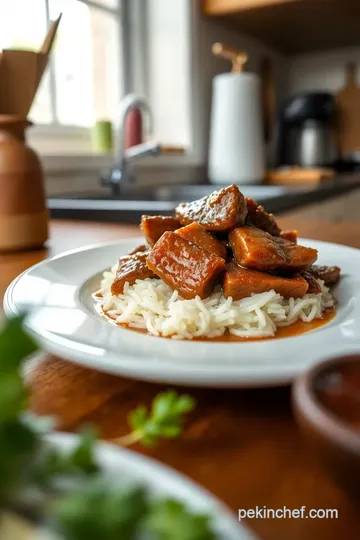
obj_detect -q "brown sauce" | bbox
[94,292,335,342]
[315,358,360,432]
[197,310,335,341]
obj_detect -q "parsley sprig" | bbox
[117,390,195,447]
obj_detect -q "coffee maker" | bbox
[276,92,337,167]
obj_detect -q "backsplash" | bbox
[287,47,360,94]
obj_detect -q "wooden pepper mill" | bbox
[0,116,48,251]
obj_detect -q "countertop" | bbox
[1,212,359,540]
[48,172,360,223]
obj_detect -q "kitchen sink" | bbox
[48,183,304,223]
[60,184,293,202]
[47,173,360,223]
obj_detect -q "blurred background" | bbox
[0,0,190,157]
[2,0,360,210]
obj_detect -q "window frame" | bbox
[39,0,123,126]
[31,0,202,172]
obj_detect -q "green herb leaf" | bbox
[0,372,27,420]
[69,426,99,475]
[122,390,195,448]
[0,315,38,373]
[54,481,148,540]
[144,499,216,540]
[128,405,148,431]
[0,317,37,423]
[0,419,39,503]
[152,390,195,420]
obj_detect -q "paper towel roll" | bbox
[208,72,265,185]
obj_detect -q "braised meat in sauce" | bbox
[146,231,225,299]
[111,252,157,295]
[229,226,318,272]
[223,263,309,300]
[245,197,281,236]
[109,185,340,306]
[141,215,181,246]
[176,222,226,259]
[280,230,298,244]
[176,184,247,231]
[302,270,322,294]
[129,244,149,255]
[307,265,341,287]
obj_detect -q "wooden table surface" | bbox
[2,216,360,540]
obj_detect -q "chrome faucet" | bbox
[101,94,161,195]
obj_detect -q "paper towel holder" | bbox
[212,43,248,74]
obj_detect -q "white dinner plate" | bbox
[4,237,360,388]
[44,432,254,540]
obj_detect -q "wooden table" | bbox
[2,216,360,540]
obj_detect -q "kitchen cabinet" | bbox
[203,0,360,54]
[204,0,296,13]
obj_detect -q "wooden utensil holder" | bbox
[0,115,48,251]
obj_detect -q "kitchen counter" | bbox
[2,213,358,540]
[48,172,360,223]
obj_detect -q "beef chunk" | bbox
[280,230,298,244]
[307,265,341,287]
[129,243,149,255]
[223,262,309,300]
[302,270,322,294]
[141,215,181,246]
[175,185,247,231]
[146,231,225,299]
[245,197,281,236]
[111,252,157,295]
[229,226,318,272]
[176,222,226,259]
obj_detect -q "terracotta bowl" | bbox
[292,355,360,500]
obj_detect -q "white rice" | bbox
[98,264,335,340]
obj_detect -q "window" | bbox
[0,0,193,161]
[0,0,122,128]
[146,0,191,147]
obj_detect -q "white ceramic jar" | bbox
[208,72,265,185]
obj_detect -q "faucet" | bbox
[101,94,161,195]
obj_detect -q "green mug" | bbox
[92,120,113,153]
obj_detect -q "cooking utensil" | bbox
[0,50,38,116]
[277,92,337,167]
[336,63,360,157]
[36,14,62,98]
[290,119,337,167]
[40,13,62,56]
[0,16,61,117]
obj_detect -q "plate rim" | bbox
[4,237,360,388]
[46,431,255,540]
